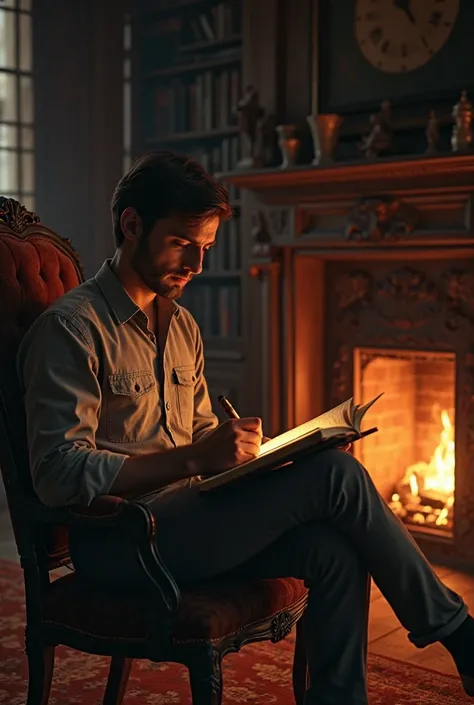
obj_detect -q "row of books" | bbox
[187,1,241,44]
[180,281,241,338]
[190,137,240,199]
[204,216,241,273]
[143,1,241,71]
[154,68,241,135]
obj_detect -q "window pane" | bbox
[19,13,32,72]
[0,73,17,121]
[21,125,33,148]
[0,123,17,147]
[21,194,35,211]
[124,57,131,80]
[20,75,33,123]
[0,2,17,9]
[0,149,18,191]
[0,11,16,70]
[20,0,33,10]
[20,150,33,191]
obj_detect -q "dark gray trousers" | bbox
[70,449,466,705]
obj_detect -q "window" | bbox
[0,0,34,210]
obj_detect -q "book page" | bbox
[353,392,384,433]
[258,398,355,458]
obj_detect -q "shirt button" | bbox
[165,401,171,411]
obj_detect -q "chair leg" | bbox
[103,657,133,705]
[26,642,55,705]
[293,617,308,705]
[188,647,223,705]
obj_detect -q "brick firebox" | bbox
[225,154,474,569]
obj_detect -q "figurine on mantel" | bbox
[251,209,272,256]
[359,100,392,158]
[425,111,440,155]
[451,90,473,152]
[235,85,275,168]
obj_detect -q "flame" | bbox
[390,409,454,529]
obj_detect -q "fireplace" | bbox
[354,348,455,536]
[225,154,474,568]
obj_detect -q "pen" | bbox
[217,395,240,419]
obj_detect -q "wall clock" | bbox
[354,0,460,74]
[316,0,474,115]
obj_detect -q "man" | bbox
[18,151,474,705]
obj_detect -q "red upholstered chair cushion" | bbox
[0,218,83,566]
[43,572,307,644]
[0,233,80,349]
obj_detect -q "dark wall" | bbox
[34,0,125,277]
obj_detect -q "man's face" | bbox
[132,214,219,298]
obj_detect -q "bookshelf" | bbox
[133,0,246,416]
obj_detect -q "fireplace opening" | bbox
[354,348,455,536]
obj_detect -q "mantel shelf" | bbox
[218,153,474,195]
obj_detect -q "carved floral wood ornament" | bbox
[0,196,40,234]
[0,196,85,280]
[335,266,474,332]
[345,196,418,242]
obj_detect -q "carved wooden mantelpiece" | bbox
[223,154,474,256]
[224,154,474,567]
[222,153,474,198]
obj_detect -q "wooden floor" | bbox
[368,563,474,677]
[1,508,473,679]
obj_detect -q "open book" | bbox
[198,394,382,492]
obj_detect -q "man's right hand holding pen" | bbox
[195,415,263,474]
[191,395,266,477]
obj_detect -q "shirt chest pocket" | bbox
[172,365,195,433]
[106,370,156,443]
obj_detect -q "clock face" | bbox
[355,0,460,74]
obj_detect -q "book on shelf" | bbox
[180,280,241,339]
[154,67,240,135]
[139,0,243,345]
[198,395,383,492]
[187,1,241,44]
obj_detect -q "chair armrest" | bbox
[24,495,181,617]
[27,495,152,539]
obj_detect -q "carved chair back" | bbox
[0,197,84,576]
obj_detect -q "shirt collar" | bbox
[94,260,179,325]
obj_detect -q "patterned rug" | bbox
[0,559,471,704]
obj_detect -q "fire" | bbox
[390,409,454,530]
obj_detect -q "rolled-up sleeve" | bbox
[17,313,127,507]
[192,327,218,443]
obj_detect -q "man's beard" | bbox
[132,240,188,299]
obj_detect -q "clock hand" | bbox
[393,0,416,25]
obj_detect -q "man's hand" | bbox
[195,417,263,475]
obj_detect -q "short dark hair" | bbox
[111,151,233,246]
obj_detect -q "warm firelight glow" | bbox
[389,409,454,530]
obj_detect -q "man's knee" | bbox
[295,522,365,582]
[305,447,368,485]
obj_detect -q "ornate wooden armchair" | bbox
[0,197,308,705]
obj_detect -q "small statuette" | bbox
[358,100,392,159]
[235,85,264,168]
[451,90,473,152]
[251,210,272,257]
[425,111,439,155]
[235,85,275,168]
